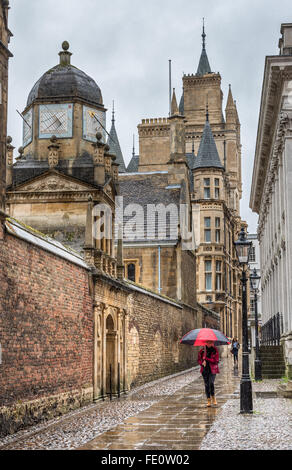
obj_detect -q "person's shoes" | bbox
[207,398,211,407]
[211,396,217,406]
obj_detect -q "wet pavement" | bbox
[79,358,240,450]
[0,358,240,450]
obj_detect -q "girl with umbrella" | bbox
[198,340,219,407]
[180,328,230,408]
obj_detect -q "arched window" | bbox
[127,263,136,282]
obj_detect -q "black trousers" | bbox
[202,371,216,398]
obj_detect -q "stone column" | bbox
[92,133,105,186]
[283,127,292,332]
[6,136,14,188]
[101,304,107,399]
[116,308,122,395]
[123,308,129,392]
[84,196,95,266]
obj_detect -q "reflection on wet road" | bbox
[80,357,240,450]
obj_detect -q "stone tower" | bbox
[0,0,12,213]
[126,22,245,338]
[185,25,244,338]
[180,24,242,214]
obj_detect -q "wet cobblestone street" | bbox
[0,357,240,450]
[79,357,239,450]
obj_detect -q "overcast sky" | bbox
[6,0,292,233]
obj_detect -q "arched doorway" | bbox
[106,314,116,396]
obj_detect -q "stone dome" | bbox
[26,42,103,108]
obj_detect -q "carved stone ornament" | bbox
[20,175,91,192]
[48,145,59,168]
[94,147,104,164]
[48,146,59,169]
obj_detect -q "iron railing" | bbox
[261,313,283,346]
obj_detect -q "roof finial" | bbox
[112,100,115,123]
[202,18,206,50]
[196,19,212,76]
[59,41,72,66]
[132,134,135,158]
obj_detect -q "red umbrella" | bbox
[180,328,231,346]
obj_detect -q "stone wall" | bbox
[127,286,201,388]
[92,275,201,395]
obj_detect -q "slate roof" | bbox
[118,174,182,243]
[107,118,126,173]
[27,64,103,108]
[179,91,184,115]
[126,154,140,172]
[11,153,96,187]
[192,118,224,170]
[196,47,212,76]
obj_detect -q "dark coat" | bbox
[198,346,220,374]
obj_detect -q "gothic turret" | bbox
[192,108,224,170]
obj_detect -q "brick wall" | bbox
[0,218,93,434]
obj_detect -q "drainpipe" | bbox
[158,245,162,294]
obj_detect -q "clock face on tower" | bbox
[83,105,106,143]
[23,108,33,147]
[39,103,73,139]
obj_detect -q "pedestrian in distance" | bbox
[230,337,240,367]
[198,340,219,407]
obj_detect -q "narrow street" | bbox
[79,357,240,451]
[0,357,240,450]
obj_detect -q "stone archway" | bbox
[106,314,116,395]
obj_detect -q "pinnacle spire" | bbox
[225,85,238,125]
[132,134,135,158]
[196,19,212,76]
[226,84,234,108]
[107,103,126,173]
[171,88,179,115]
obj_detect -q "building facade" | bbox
[126,26,245,340]
[250,23,292,382]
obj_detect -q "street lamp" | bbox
[234,227,253,414]
[250,267,262,381]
